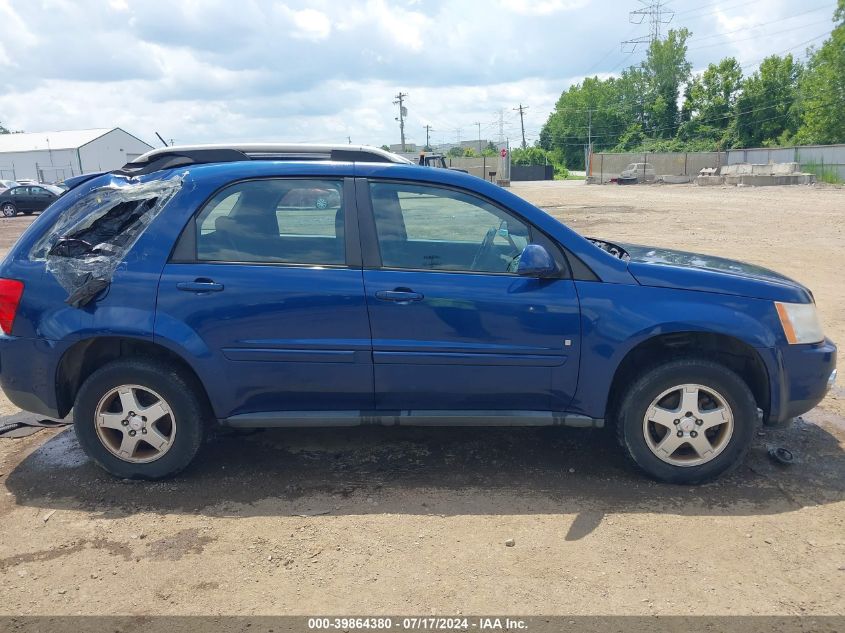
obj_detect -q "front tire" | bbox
[616,358,757,484]
[1,203,16,217]
[74,358,205,479]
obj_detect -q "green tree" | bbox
[462,148,478,157]
[679,57,742,145]
[796,0,845,144]
[0,122,9,134]
[482,141,498,157]
[510,146,549,165]
[642,28,692,138]
[539,74,634,168]
[380,145,390,151]
[733,54,802,147]
[446,146,464,158]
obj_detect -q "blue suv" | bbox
[0,144,836,483]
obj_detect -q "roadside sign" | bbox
[500,148,507,158]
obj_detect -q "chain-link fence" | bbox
[36,163,76,184]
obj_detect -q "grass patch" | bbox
[801,161,843,185]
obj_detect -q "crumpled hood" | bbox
[621,242,812,303]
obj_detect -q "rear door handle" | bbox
[177,279,224,293]
[375,289,424,303]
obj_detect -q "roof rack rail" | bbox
[114,143,412,177]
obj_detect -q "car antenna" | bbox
[154,132,170,148]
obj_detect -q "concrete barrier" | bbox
[695,175,725,186]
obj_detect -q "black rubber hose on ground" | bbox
[0,422,26,436]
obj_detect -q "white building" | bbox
[0,128,154,183]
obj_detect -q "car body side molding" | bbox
[221,410,603,428]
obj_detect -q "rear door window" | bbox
[195,179,345,265]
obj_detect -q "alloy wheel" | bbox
[94,385,177,463]
[642,383,734,467]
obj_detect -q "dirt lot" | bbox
[0,182,843,617]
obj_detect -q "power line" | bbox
[688,4,835,42]
[674,0,763,20]
[740,31,831,69]
[547,94,825,142]
[687,16,834,51]
[497,109,505,143]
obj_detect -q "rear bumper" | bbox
[0,335,63,418]
[765,338,837,425]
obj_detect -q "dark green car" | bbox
[0,184,62,217]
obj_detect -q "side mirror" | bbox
[516,244,556,277]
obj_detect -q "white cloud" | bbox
[0,0,830,148]
[286,7,332,41]
[504,0,589,15]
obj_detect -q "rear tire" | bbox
[74,358,205,479]
[616,358,757,484]
[1,203,16,217]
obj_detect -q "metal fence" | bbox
[589,151,726,183]
[589,144,845,184]
[726,145,845,182]
[511,165,554,181]
[36,163,76,184]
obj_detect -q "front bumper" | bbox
[766,337,837,425]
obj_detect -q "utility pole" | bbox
[455,128,462,144]
[621,1,674,52]
[513,103,528,149]
[393,92,408,151]
[585,108,597,177]
[497,109,505,144]
[347,136,351,144]
[424,125,433,149]
[474,121,482,153]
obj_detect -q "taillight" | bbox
[0,279,24,335]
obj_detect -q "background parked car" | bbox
[619,162,655,184]
[279,186,341,209]
[0,184,61,216]
[0,179,19,194]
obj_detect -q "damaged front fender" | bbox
[30,173,185,308]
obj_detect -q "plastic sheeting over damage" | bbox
[30,173,184,307]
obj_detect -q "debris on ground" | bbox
[0,414,70,439]
[768,447,795,465]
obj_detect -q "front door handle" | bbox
[177,279,224,293]
[375,289,424,303]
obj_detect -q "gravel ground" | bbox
[0,182,843,616]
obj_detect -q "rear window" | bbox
[30,173,184,307]
[194,178,345,265]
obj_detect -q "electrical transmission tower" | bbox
[621,1,674,52]
[393,92,408,151]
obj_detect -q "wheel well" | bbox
[56,337,213,420]
[606,332,769,423]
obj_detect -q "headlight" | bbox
[775,301,824,345]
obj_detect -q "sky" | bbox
[0,0,838,149]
